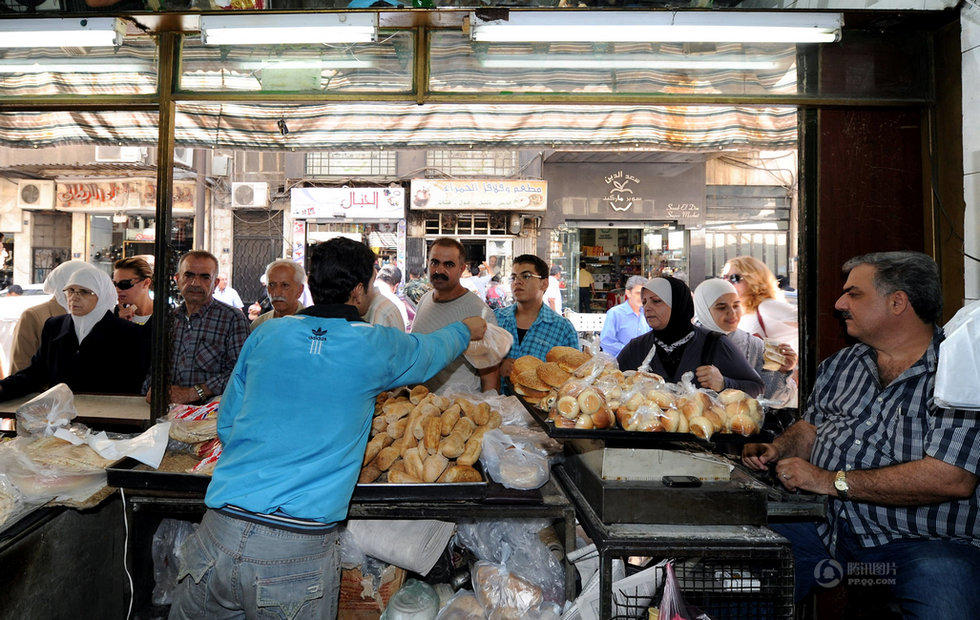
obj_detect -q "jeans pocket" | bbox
[176,531,217,585]
[255,570,325,620]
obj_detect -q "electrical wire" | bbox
[121,487,135,620]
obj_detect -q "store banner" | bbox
[290,187,405,220]
[542,163,706,228]
[408,179,547,211]
[55,178,196,212]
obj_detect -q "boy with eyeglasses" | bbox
[495,254,579,395]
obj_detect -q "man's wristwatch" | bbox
[834,470,850,501]
[193,384,207,402]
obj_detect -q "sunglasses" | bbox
[725,274,743,284]
[510,272,544,282]
[113,277,145,290]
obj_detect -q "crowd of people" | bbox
[1,242,974,618]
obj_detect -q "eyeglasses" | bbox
[510,272,544,282]
[63,287,97,298]
[113,277,145,290]
[725,274,743,284]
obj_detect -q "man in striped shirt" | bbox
[743,251,980,617]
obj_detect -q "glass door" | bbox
[549,227,579,314]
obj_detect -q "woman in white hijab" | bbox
[0,265,150,401]
[694,278,797,407]
[9,260,91,374]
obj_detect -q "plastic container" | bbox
[381,579,440,620]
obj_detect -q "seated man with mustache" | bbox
[250,259,307,332]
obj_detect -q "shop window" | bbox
[305,151,397,177]
[32,247,69,284]
[423,213,507,237]
[425,151,518,177]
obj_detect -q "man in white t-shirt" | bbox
[213,273,244,310]
[412,238,499,393]
[544,265,563,314]
[375,264,409,331]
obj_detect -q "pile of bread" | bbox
[359,385,502,484]
[515,346,763,439]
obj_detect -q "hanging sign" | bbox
[55,178,196,212]
[408,179,548,211]
[290,187,405,220]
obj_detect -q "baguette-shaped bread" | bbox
[439,433,466,458]
[440,406,461,436]
[359,464,382,484]
[409,385,429,405]
[423,453,449,483]
[404,449,425,480]
[363,433,393,466]
[374,446,401,471]
[388,469,423,484]
[457,428,486,466]
[423,416,442,455]
[438,464,482,483]
[386,416,408,439]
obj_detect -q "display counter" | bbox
[0,393,151,433]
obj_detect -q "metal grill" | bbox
[423,212,508,236]
[703,185,793,279]
[31,247,69,283]
[425,150,519,177]
[305,151,398,177]
[232,210,284,305]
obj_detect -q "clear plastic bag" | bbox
[478,429,549,490]
[936,300,980,409]
[455,519,565,605]
[0,438,106,503]
[434,590,485,620]
[472,561,544,619]
[151,518,197,605]
[660,561,714,620]
[464,324,515,370]
[16,383,77,438]
[380,579,440,620]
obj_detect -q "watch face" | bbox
[835,479,847,491]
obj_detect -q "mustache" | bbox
[840,311,853,320]
[271,296,287,303]
[431,273,449,281]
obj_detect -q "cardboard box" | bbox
[338,564,407,620]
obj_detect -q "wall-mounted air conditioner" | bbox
[174,148,194,168]
[16,180,56,210]
[95,146,145,163]
[231,182,269,208]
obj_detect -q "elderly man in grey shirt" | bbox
[412,238,498,393]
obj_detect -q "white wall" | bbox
[964,5,980,302]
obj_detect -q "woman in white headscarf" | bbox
[9,260,91,374]
[0,265,149,401]
[694,278,797,406]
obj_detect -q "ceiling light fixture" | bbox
[200,14,378,46]
[468,11,843,44]
[480,54,781,70]
[0,18,124,49]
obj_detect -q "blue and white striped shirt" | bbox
[806,328,980,551]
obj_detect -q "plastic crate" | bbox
[611,547,794,620]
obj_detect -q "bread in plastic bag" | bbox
[479,429,549,490]
[0,437,107,503]
[435,590,485,620]
[472,561,543,618]
[16,383,77,438]
[936,300,980,410]
[464,324,514,370]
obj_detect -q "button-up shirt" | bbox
[163,298,250,396]
[599,301,651,357]
[495,303,578,394]
[806,328,980,551]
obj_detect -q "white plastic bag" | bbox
[16,383,77,437]
[936,301,980,410]
[479,429,549,490]
[464,324,514,369]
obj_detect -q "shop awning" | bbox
[0,103,796,151]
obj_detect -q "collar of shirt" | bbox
[298,303,364,322]
[176,298,217,321]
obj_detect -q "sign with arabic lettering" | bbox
[55,178,196,212]
[408,179,548,212]
[542,163,705,228]
[290,187,405,220]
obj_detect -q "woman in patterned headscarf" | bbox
[0,265,149,401]
[617,276,764,397]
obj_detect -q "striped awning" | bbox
[0,103,796,151]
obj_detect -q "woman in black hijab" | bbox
[617,276,763,397]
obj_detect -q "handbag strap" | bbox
[755,305,769,338]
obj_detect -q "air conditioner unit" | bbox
[16,180,55,210]
[174,148,194,168]
[231,182,269,208]
[95,146,145,163]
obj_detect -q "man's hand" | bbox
[248,302,262,321]
[695,365,724,392]
[742,442,781,470]
[462,317,487,341]
[499,357,515,381]
[774,457,834,495]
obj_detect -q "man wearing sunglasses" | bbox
[495,254,579,394]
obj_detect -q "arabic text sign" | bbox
[56,178,195,212]
[409,179,548,211]
[290,187,405,220]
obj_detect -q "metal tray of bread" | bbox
[106,454,211,494]
[352,462,489,502]
[516,395,769,449]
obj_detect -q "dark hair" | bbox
[513,254,549,279]
[842,251,942,324]
[308,238,376,305]
[377,265,402,286]
[408,266,424,279]
[114,256,153,280]
[177,250,218,275]
[469,264,480,276]
[430,238,465,263]
[549,264,561,277]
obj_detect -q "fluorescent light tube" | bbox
[201,14,378,46]
[480,55,780,70]
[469,11,842,44]
[0,18,124,49]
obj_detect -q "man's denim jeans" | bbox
[771,520,980,620]
[169,510,341,619]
